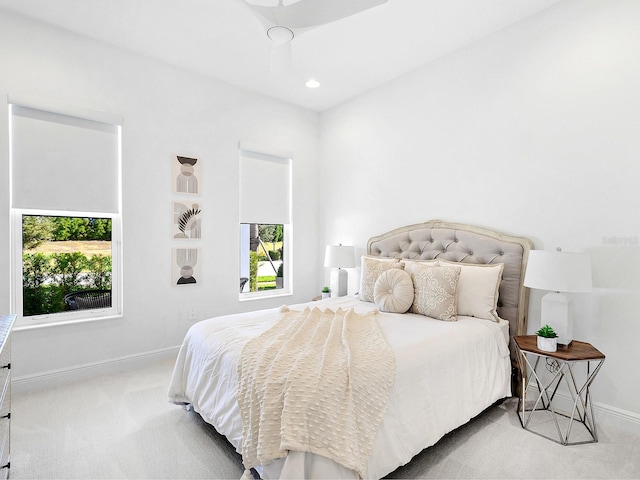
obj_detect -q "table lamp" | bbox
[523,249,592,346]
[324,244,355,297]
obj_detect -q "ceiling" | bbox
[0,0,561,111]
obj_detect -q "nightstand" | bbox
[513,335,605,445]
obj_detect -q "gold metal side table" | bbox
[513,335,605,445]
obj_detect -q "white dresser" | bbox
[0,315,15,479]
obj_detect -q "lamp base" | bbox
[330,268,348,297]
[541,292,573,346]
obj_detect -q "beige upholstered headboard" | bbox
[367,219,533,342]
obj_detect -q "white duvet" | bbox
[168,296,511,479]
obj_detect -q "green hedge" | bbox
[249,251,258,292]
[22,252,112,316]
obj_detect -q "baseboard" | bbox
[12,346,181,394]
[591,399,640,436]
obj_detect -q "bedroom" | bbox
[0,0,639,478]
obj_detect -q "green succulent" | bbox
[536,324,558,338]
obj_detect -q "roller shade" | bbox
[11,104,120,213]
[239,149,291,225]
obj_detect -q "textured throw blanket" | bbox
[237,306,396,479]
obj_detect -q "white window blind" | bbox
[239,150,291,225]
[11,104,120,213]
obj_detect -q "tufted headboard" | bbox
[367,219,533,342]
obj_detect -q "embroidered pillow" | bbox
[359,256,403,303]
[410,264,461,321]
[373,268,414,313]
[439,260,504,321]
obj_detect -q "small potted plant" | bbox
[536,324,558,352]
[321,286,331,299]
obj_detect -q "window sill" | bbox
[14,312,123,332]
[239,290,292,302]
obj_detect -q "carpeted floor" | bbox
[10,358,640,479]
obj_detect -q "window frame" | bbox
[238,149,292,301]
[8,97,123,329]
[239,223,292,301]
[11,208,123,328]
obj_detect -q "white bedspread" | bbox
[168,296,511,479]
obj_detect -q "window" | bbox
[20,213,114,317]
[9,99,122,325]
[239,150,291,298]
[240,223,285,293]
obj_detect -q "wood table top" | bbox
[514,335,605,361]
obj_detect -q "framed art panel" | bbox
[173,201,202,239]
[173,155,201,195]
[172,247,201,286]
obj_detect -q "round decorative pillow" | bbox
[373,268,414,314]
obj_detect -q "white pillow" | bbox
[410,264,461,321]
[359,256,403,303]
[373,268,414,313]
[439,260,504,321]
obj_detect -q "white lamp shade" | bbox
[324,245,355,269]
[524,250,592,293]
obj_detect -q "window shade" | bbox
[239,150,291,225]
[11,105,120,213]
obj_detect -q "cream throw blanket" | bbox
[237,306,396,479]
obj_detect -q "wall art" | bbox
[173,155,200,195]
[173,201,202,239]
[172,247,200,286]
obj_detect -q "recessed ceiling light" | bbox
[305,79,321,89]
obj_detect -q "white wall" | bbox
[320,0,640,433]
[0,10,320,380]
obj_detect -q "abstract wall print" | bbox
[173,155,200,194]
[173,247,200,286]
[173,202,202,239]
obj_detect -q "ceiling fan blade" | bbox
[244,0,387,30]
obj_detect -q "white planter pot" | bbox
[537,336,557,352]
[322,292,331,299]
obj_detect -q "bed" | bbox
[168,220,532,479]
